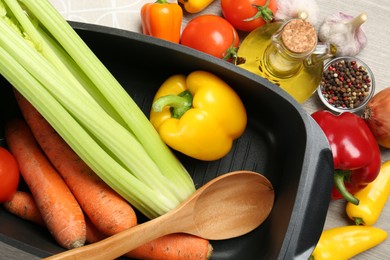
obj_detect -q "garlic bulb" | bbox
[274,0,320,25]
[318,12,368,57]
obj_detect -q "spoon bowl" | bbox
[44,171,274,260]
[191,171,274,239]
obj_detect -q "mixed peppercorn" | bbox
[319,58,373,110]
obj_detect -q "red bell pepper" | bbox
[311,110,381,205]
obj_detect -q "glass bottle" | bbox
[237,18,335,103]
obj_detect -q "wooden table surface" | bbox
[1,0,390,259]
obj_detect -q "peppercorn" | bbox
[320,58,372,110]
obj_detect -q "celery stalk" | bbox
[0,0,195,219]
[3,0,123,123]
[36,26,126,125]
[21,0,195,199]
[0,45,172,217]
[0,14,179,218]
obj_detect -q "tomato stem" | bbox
[243,0,274,23]
[223,28,238,62]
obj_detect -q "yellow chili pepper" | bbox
[346,160,390,226]
[140,0,183,43]
[311,226,388,260]
[178,0,215,13]
[150,71,247,161]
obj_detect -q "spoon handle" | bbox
[44,214,173,260]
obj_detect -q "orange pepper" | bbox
[140,0,183,43]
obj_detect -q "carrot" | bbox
[2,190,45,226]
[5,119,86,249]
[126,233,213,260]
[2,191,109,252]
[2,192,106,246]
[85,216,107,244]
[85,220,212,260]
[2,191,107,247]
[14,90,137,236]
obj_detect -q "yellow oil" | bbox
[237,22,324,103]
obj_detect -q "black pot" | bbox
[0,22,333,260]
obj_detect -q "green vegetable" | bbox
[0,0,195,219]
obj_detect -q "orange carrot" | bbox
[2,192,106,246]
[2,191,45,226]
[85,220,212,260]
[126,233,213,260]
[5,119,86,249]
[14,90,137,236]
[85,217,107,244]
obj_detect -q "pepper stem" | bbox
[155,0,169,4]
[243,0,274,23]
[333,170,360,205]
[354,217,365,225]
[152,90,193,119]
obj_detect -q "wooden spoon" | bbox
[45,170,274,260]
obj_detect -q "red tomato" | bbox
[221,0,278,32]
[0,147,20,202]
[181,15,239,60]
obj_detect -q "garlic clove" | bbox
[318,12,368,57]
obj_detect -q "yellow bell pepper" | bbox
[150,71,247,161]
[178,0,215,13]
[346,160,390,226]
[310,226,388,260]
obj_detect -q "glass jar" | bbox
[237,18,335,103]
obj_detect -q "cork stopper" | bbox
[281,19,317,54]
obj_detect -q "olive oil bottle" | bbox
[237,19,335,103]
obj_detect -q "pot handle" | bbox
[280,114,333,260]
